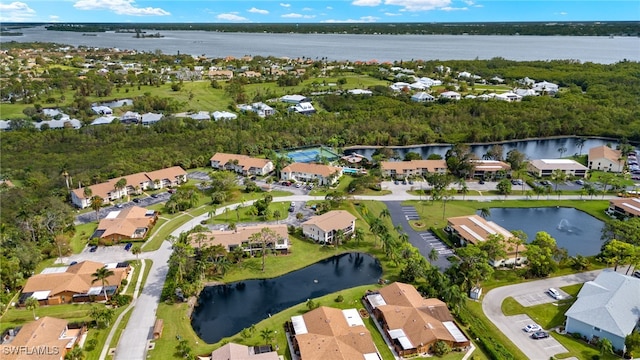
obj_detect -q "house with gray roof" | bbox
[565,270,640,352]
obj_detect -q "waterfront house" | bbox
[607,198,640,219]
[210,152,274,176]
[188,224,290,254]
[446,215,526,266]
[20,261,130,305]
[588,145,624,173]
[280,162,342,186]
[380,160,447,179]
[527,159,588,178]
[565,271,640,353]
[210,343,279,360]
[364,282,469,358]
[288,306,382,360]
[470,160,511,179]
[302,210,356,244]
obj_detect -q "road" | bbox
[98,183,615,359]
[482,270,603,360]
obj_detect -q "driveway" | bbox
[384,201,452,270]
[482,270,602,360]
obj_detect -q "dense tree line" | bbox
[41,22,640,36]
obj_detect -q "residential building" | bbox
[471,160,511,179]
[237,102,275,118]
[0,317,85,360]
[588,146,624,173]
[212,111,238,121]
[90,115,117,126]
[281,94,311,104]
[91,206,158,243]
[20,261,130,305]
[514,88,538,97]
[364,282,469,358]
[607,198,640,219]
[120,111,141,124]
[210,152,274,176]
[495,92,522,102]
[380,160,447,179]
[446,215,526,266]
[70,166,187,208]
[281,162,342,186]
[341,153,367,167]
[302,210,356,244]
[389,82,410,92]
[91,105,112,115]
[532,81,559,95]
[565,271,640,353]
[290,102,316,115]
[527,159,588,178]
[34,118,82,130]
[141,112,163,126]
[411,92,435,103]
[440,91,461,100]
[347,89,373,96]
[288,306,382,360]
[188,225,290,254]
[210,343,279,360]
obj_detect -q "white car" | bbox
[523,324,542,333]
[547,288,561,299]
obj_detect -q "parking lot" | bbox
[418,232,453,256]
[74,191,171,225]
[509,314,566,352]
[513,288,571,307]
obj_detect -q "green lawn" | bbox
[501,284,582,329]
[552,333,621,360]
[70,222,97,253]
[209,201,291,225]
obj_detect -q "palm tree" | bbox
[428,248,439,264]
[131,245,141,259]
[83,186,93,199]
[354,228,364,246]
[91,266,115,301]
[509,230,527,265]
[249,228,277,272]
[369,218,386,248]
[114,178,127,198]
[575,137,586,156]
[551,169,567,192]
[90,196,104,222]
[479,207,491,220]
[61,169,70,190]
[380,208,390,220]
[557,146,568,158]
[334,229,345,248]
[25,296,39,320]
[398,232,409,243]
[64,346,85,360]
[260,328,275,345]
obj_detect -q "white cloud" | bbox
[322,16,379,23]
[217,13,248,21]
[352,0,381,6]
[280,3,290,7]
[559,11,567,15]
[441,6,467,11]
[49,15,60,21]
[384,12,402,16]
[248,7,268,14]
[326,6,333,10]
[73,0,170,16]
[302,7,313,11]
[384,0,452,11]
[281,12,315,19]
[0,1,35,21]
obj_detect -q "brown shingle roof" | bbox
[296,307,378,360]
[446,215,524,256]
[188,225,288,249]
[210,343,279,360]
[380,160,447,172]
[302,210,356,232]
[96,206,155,239]
[1,317,76,360]
[589,145,622,162]
[22,261,126,297]
[282,163,341,178]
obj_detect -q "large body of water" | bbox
[4,26,639,64]
[191,252,382,344]
[346,137,640,161]
[481,207,605,256]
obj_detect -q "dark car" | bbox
[89,245,98,252]
[478,180,485,185]
[69,261,78,266]
[151,193,159,198]
[531,331,549,340]
[289,206,295,212]
[133,198,140,203]
[124,242,133,251]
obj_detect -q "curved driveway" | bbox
[110,187,615,360]
[482,270,602,360]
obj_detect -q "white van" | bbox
[547,288,561,299]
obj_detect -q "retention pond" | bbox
[191,252,382,344]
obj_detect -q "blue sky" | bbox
[0,1,638,23]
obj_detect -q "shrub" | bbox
[432,340,451,356]
[120,279,128,287]
[335,295,344,303]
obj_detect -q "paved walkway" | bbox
[482,270,603,360]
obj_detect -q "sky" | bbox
[0,0,638,23]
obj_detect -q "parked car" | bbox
[575,179,585,185]
[394,180,399,185]
[531,331,549,340]
[69,261,78,266]
[523,324,542,333]
[289,205,295,212]
[89,245,98,253]
[167,188,176,194]
[151,193,159,198]
[478,180,485,185]
[133,198,140,203]
[115,203,124,209]
[633,271,640,279]
[547,288,561,299]
[124,242,133,251]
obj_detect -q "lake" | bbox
[190,252,382,344]
[345,137,640,161]
[481,207,605,256]
[5,26,639,64]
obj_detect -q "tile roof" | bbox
[210,343,279,360]
[609,198,640,217]
[380,160,447,172]
[96,206,155,239]
[302,211,356,232]
[282,162,341,178]
[22,261,127,297]
[295,306,379,360]
[566,271,640,338]
[1,317,77,360]
[446,215,523,256]
[188,225,288,249]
